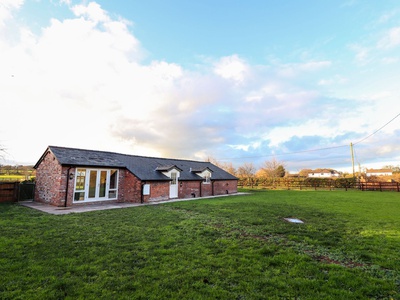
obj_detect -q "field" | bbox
[0,175,27,182]
[0,190,399,299]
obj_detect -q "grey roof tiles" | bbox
[36,146,237,182]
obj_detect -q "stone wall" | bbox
[34,150,64,206]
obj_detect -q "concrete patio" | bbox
[18,193,247,215]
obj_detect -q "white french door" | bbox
[88,170,107,200]
[74,168,118,202]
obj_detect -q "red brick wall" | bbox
[63,166,75,207]
[146,181,170,202]
[118,170,142,203]
[201,182,213,197]
[35,153,144,206]
[35,151,64,206]
[213,180,238,195]
[179,181,201,198]
[178,180,238,198]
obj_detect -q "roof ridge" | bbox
[48,145,211,164]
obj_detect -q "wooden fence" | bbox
[0,182,35,203]
[238,178,400,192]
[359,181,400,192]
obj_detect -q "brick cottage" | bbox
[34,146,238,207]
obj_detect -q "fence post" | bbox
[13,182,19,202]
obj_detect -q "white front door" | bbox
[169,172,178,198]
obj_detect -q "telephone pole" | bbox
[350,142,355,177]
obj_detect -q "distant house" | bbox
[307,169,340,178]
[366,169,393,177]
[34,146,238,207]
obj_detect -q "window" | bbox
[202,170,211,184]
[109,170,118,199]
[74,169,118,202]
[170,172,177,185]
[204,174,211,184]
[143,184,150,196]
[74,169,86,201]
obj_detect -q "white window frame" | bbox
[73,168,119,203]
[200,170,212,184]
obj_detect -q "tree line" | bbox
[208,157,400,182]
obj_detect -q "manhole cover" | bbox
[284,218,304,223]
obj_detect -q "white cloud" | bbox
[378,26,400,49]
[349,44,370,65]
[0,0,23,27]
[1,1,399,172]
[381,56,399,64]
[71,2,110,24]
[277,60,331,78]
[213,54,248,83]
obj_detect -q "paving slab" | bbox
[18,193,248,215]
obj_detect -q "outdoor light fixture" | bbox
[69,173,74,180]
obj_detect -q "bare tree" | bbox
[221,162,237,176]
[261,158,286,186]
[237,162,256,186]
[205,156,237,176]
[383,165,400,172]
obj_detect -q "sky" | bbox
[1,0,400,173]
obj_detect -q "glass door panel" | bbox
[99,170,107,198]
[89,170,97,198]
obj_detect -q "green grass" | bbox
[0,190,399,299]
[0,175,26,181]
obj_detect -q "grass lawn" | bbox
[0,175,26,181]
[0,190,399,299]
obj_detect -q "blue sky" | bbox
[1,0,400,173]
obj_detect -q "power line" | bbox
[219,144,348,161]
[218,112,400,162]
[354,112,400,145]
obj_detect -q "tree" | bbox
[237,162,256,185]
[383,165,400,172]
[261,158,285,177]
[261,158,286,185]
[206,156,237,176]
[299,169,312,177]
[219,162,237,176]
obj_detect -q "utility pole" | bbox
[350,142,355,178]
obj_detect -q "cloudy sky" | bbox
[1,0,400,172]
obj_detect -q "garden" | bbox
[0,189,399,299]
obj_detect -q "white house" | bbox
[307,169,340,178]
[366,169,393,177]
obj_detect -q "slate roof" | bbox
[35,146,238,182]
